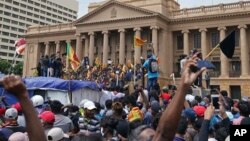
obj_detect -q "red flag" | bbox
[15,38,26,55]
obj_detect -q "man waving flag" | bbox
[67,42,80,71]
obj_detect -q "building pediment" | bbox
[75,0,157,25]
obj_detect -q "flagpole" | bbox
[8,52,19,74]
[204,43,220,60]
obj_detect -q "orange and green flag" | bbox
[67,43,80,71]
[134,36,147,47]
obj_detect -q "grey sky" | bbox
[77,0,243,18]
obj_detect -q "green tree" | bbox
[13,62,23,75]
[0,59,11,74]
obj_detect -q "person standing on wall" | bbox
[143,50,159,91]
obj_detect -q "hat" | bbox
[39,111,55,124]
[185,94,195,102]
[47,127,69,141]
[5,108,18,119]
[12,103,22,113]
[8,132,29,141]
[193,106,206,117]
[0,108,6,116]
[183,108,196,121]
[79,99,89,108]
[84,101,96,110]
[151,101,160,113]
[162,86,168,92]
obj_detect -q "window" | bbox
[3,18,11,23]
[12,14,18,18]
[11,27,17,31]
[34,8,39,12]
[194,33,201,48]
[20,10,26,14]
[4,12,11,16]
[27,12,33,16]
[19,16,25,20]
[2,38,9,43]
[13,7,19,12]
[1,45,8,49]
[12,20,18,25]
[5,0,12,3]
[27,6,33,10]
[13,1,19,6]
[0,52,8,56]
[20,3,26,8]
[177,35,183,50]
[211,32,219,48]
[5,5,11,10]
[3,25,10,29]
[2,32,9,36]
[10,33,17,37]
[9,47,15,50]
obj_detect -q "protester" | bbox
[39,111,55,135]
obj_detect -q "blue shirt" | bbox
[143,55,159,79]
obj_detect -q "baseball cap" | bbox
[83,101,96,110]
[12,103,22,113]
[5,108,18,119]
[193,106,206,117]
[8,132,29,141]
[183,108,196,121]
[39,111,55,124]
[151,100,160,113]
[0,108,6,116]
[79,99,89,108]
[47,127,69,141]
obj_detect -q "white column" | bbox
[102,30,109,65]
[76,33,83,60]
[151,26,159,56]
[134,27,141,64]
[199,28,208,59]
[218,26,229,77]
[182,30,189,55]
[88,32,95,66]
[55,41,60,53]
[238,24,249,77]
[83,35,89,57]
[44,42,49,56]
[119,29,126,65]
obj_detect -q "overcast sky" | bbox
[77,0,244,18]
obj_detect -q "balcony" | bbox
[229,71,241,77]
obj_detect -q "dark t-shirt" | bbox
[6,126,26,133]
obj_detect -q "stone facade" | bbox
[24,0,250,98]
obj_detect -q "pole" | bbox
[8,52,19,74]
[204,44,220,60]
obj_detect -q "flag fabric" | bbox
[15,38,26,55]
[134,36,147,47]
[67,43,80,71]
[219,30,235,59]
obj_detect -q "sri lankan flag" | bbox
[134,36,147,47]
[67,43,80,71]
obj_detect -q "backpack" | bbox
[149,58,159,73]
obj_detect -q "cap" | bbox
[31,95,44,107]
[185,94,195,102]
[39,111,55,124]
[193,106,206,117]
[79,99,89,108]
[12,103,22,113]
[83,101,96,110]
[151,101,160,113]
[183,108,196,121]
[8,132,29,141]
[5,108,18,119]
[162,86,168,92]
[0,108,6,116]
[47,127,69,141]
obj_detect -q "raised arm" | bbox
[1,75,46,141]
[153,55,206,141]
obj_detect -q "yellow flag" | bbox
[134,36,147,47]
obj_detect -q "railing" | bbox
[171,1,250,18]
[229,71,241,77]
[26,23,75,34]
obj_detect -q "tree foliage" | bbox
[13,62,23,75]
[0,59,11,74]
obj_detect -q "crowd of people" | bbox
[1,54,249,141]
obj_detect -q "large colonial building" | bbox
[0,0,78,62]
[24,0,250,98]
